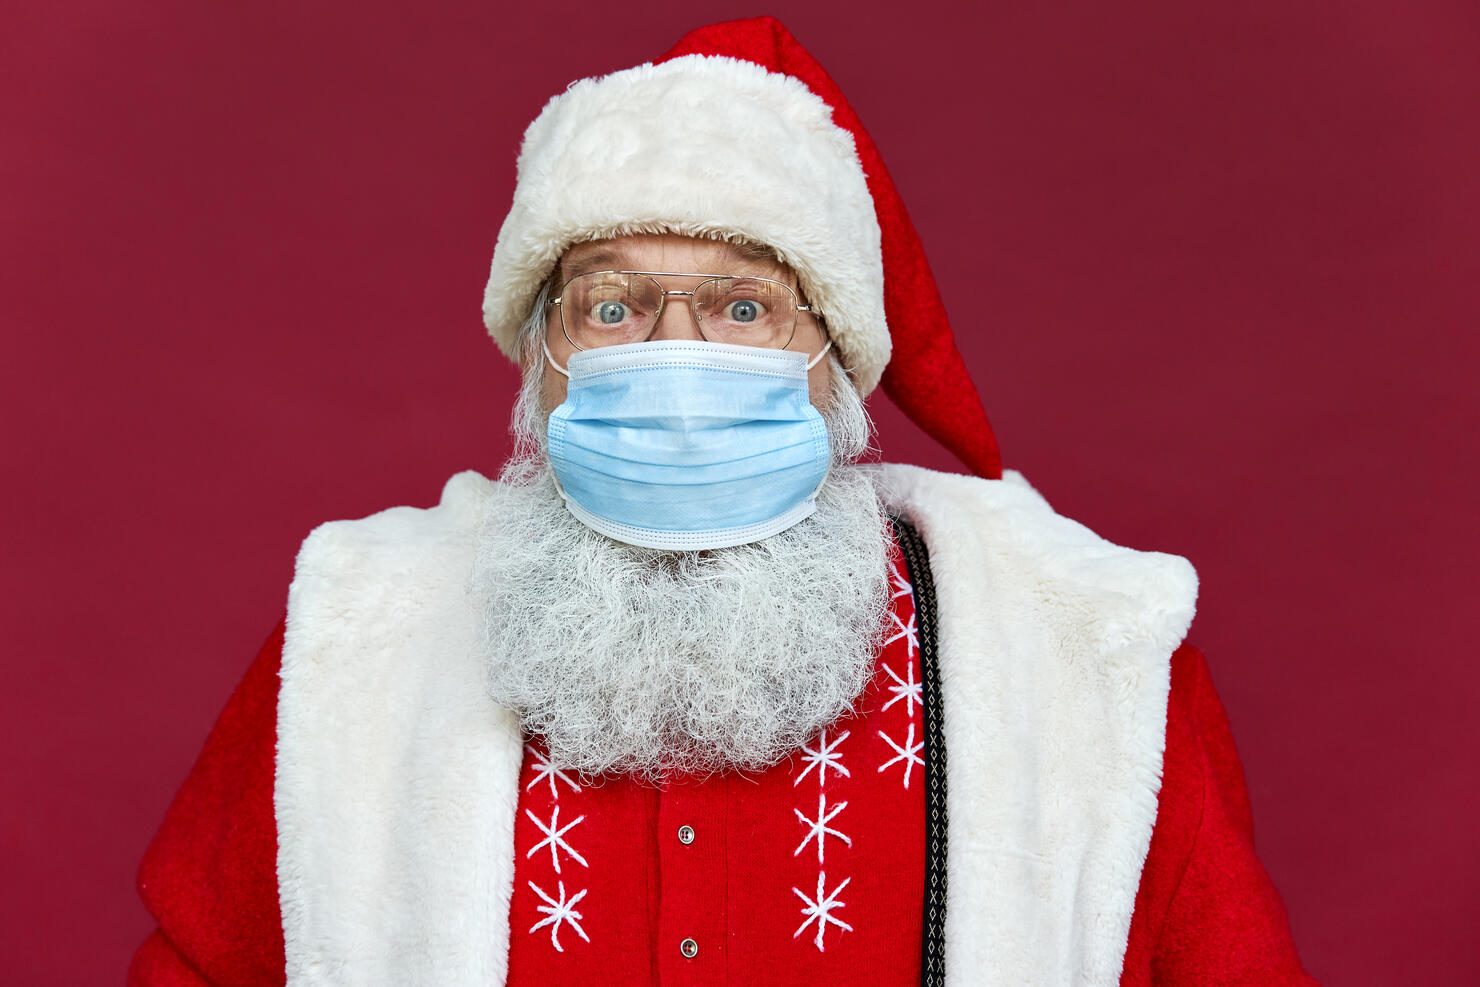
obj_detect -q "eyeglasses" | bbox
[548,270,819,352]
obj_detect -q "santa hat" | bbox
[482,16,1002,480]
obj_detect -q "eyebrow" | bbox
[561,248,622,281]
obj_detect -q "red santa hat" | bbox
[482,16,1002,480]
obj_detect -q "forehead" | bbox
[559,233,792,282]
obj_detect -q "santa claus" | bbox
[130,17,1317,986]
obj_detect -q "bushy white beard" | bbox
[472,359,890,781]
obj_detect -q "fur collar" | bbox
[275,465,1195,985]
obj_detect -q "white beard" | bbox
[472,361,890,780]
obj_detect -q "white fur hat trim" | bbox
[481,54,890,394]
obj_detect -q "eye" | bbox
[724,299,764,323]
[592,300,630,325]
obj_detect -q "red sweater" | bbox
[130,619,1316,985]
[504,547,928,983]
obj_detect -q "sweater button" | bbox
[680,937,699,958]
[677,825,695,845]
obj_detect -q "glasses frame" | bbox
[547,270,820,353]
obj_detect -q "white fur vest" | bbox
[274,464,1197,985]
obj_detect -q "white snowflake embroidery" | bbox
[793,728,852,787]
[527,880,591,952]
[793,871,854,951]
[526,745,582,800]
[525,805,589,874]
[881,659,922,717]
[884,609,919,659]
[888,559,914,601]
[793,791,852,864]
[877,722,924,789]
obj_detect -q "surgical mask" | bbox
[544,338,834,551]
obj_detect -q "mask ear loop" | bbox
[540,336,573,505]
[542,338,571,378]
[800,337,836,507]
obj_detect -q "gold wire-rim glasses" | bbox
[547,270,821,353]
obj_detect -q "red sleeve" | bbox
[1121,643,1319,986]
[129,624,288,986]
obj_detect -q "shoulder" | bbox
[279,467,500,683]
[293,469,496,573]
[872,462,1198,650]
[287,470,497,624]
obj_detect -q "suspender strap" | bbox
[890,516,948,985]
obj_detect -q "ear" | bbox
[807,349,836,413]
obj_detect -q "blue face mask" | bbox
[544,338,834,551]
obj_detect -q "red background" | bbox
[4,2,1477,984]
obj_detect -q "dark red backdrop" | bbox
[4,2,1477,983]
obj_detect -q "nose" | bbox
[650,291,705,341]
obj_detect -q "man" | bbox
[131,17,1317,986]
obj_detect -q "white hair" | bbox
[472,285,888,781]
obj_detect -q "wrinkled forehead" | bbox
[558,234,796,287]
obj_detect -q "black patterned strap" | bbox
[891,516,948,985]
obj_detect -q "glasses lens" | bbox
[561,273,661,348]
[694,278,798,348]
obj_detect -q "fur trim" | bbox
[482,54,890,394]
[275,472,523,985]
[274,465,1196,984]
[873,464,1198,985]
